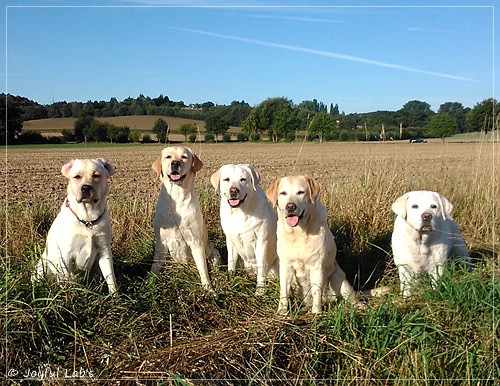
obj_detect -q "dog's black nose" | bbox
[286,202,297,213]
[171,160,181,170]
[422,213,432,223]
[229,187,239,198]
[81,184,92,196]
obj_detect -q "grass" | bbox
[2,141,498,384]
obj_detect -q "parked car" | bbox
[409,137,427,143]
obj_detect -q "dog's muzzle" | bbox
[228,187,247,208]
[78,184,97,203]
[284,202,303,227]
[420,212,433,231]
[168,161,186,183]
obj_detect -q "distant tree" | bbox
[179,123,197,142]
[205,108,230,141]
[0,94,23,144]
[438,102,468,133]
[226,100,252,126]
[84,120,110,142]
[397,100,434,128]
[108,125,130,143]
[73,115,95,142]
[236,132,248,142]
[188,133,197,143]
[257,97,298,142]
[152,118,169,143]
[428,113,456,141]
[241,109,261,140]
[201,101,215,111]
[129,130,141,143]
[338,113,362,131]
[329,103,339,116]
[309,112,337,142]
[466,98,498,133]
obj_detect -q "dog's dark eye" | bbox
[297,190,305,195]
[279,191,287,196]
[165,155,172,159]
[181,155,188,159]
[93,173,101,179]
[74,175,81,180]
[240,178,247,182]
[223,178,230,182]
[430,204,437,209]
[411,204,418,209]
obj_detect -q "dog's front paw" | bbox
[276,305,289,316]
[255,285,266,296]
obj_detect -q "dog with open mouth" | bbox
[210,164,278,294]
[151,146,218,295]
[34,158,118,295]
[391,190,470,297]
[266,175,359,314]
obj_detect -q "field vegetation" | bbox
[2,141,498,384]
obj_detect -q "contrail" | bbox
[171,26,474,82]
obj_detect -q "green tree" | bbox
[466,98,498,133]
[397,100,434,128]
[438,102,469,133]
[108,125,130,143]
[84,120,110,142]
[309,112,337,142]
[73,115,95,142]
[0,94,23,144]
[428,113,456,141]
[179,123,197,142]
[152,118,169,143]
[205,108,230,142]
[257,97,298,142]
[241,109,261,140]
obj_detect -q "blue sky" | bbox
[2,1,497,113]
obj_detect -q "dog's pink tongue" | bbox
[229,199,240,207]
[170,174,181,181]
[286,215,299,227]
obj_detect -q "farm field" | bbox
[22,115,208,133]
[2,141,498,384]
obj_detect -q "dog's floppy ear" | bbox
[391,193,409,219]
[437,193,454,220]
[210,167,222,192]
[151,154,163,178]
[97,158,115,177]
[186,147,203,174]
[242,164,261,191]
[305,176,320,204]
[266,178,280,208]
[61,159,75,178]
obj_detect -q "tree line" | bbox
[1,93,498,145]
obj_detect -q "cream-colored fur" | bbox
[35,158,118,295]
[151,146,218,295]
[391,190,469,297]
[267,176,357,314]
[211,164,278,295]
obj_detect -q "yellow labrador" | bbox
[266,175,358,314]
[34,158,118,295]
[210,164,278,294]
[391,190,470,297]
[151,146,217,295]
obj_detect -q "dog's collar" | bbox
[65,198,105,229]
